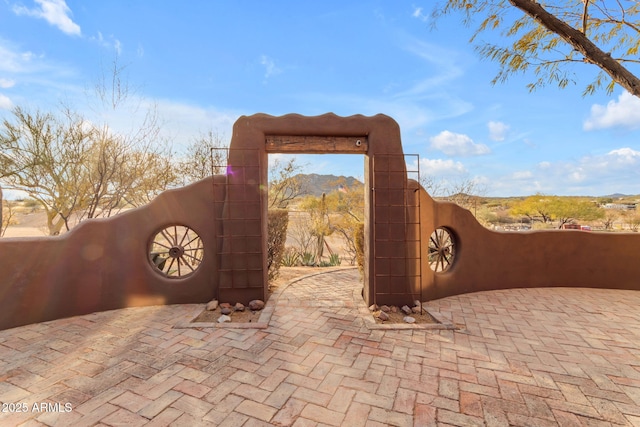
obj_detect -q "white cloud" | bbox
[491,147,640,196]
[0,78,15,88]
[411,6,428,22]
[90,32,122,54]
[0,40,39,73]
[260,55,282,79]
[419,158,467,175]
[537,161,551,169]
[0,93,13,110]
[568,168,586,183]
[13,0,81,36]
[583,91,640,130]
[511,171,533,179]
[487,120,509,141]
[607,147,640,164]
[429,130,490,157]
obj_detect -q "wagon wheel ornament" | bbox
[428,227,455,272]
[149,225,204,278]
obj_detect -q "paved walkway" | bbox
[1,269,640,426]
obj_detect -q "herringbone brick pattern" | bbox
[1,269,639,426]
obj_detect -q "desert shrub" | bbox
[354,222,365,276]
[329,253,341,266]
[281,247,300,267]
[300,252,316,266]
[267,209,289,281]
[288,213,316,255]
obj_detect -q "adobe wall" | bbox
[0,177,224,330]
[417,189,640,301]
[1,112,637,330]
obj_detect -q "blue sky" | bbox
[1,0,639,197]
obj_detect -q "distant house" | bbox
[561,224,592,231]
[603,203,637,211]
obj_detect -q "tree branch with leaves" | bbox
[434,0,640,96]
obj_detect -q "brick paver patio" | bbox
[1,268,639,426]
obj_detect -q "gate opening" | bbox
[267,153,365,273]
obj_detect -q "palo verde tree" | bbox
[299,192,334,264]
[178,130,229,184]
[421,174,486,214]
[0,106,177,235]
[510,194,604,227]
[510,194,558,224]
[0,107,96,235]
[551,196,604,227]
[434,0,640,97]
[324,178,365,265]
[268,158,308,209]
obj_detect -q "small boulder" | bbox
[220,302,232,309]
[380,305,391,313]
[369,304,378,312]
[401,305,412,315]
[217,315,231,323]
[249,300,265,311]
[234,303,245,312]
[377,311,389,321]
[221,307,232,315]
[411,306,422,314]
[206,300,219,311]
[390,306,398,313]
[403,316,416,324]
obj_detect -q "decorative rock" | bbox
[217,315,231,323]
[380,305,391,313]
[411,306,422,314]
[377,311,389,321]
[220,302,232,309]
[414,300,422,308]
[221,307,232,315]
[234,303,245,312]
[390,306,398,313]
[369,304,378,312]
[403,316,416,324]
[249,300,265,311]
[206,300,219,311]
[401,305,412,315]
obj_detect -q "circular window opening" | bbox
[149,225,204,279]
[428,227,456,272]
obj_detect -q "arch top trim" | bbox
[265,135,368,154]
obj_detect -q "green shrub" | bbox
[329,253,341,266]
[301,252,316,266]
[267,209,289,281]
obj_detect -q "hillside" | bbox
[296,174,363,197]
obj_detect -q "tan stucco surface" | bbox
[418,189,640,300]
[0,178,223,330]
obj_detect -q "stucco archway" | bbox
[217,113,421,307]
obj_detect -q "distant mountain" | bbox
[601,193,631,199]
[296,174,363,197]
